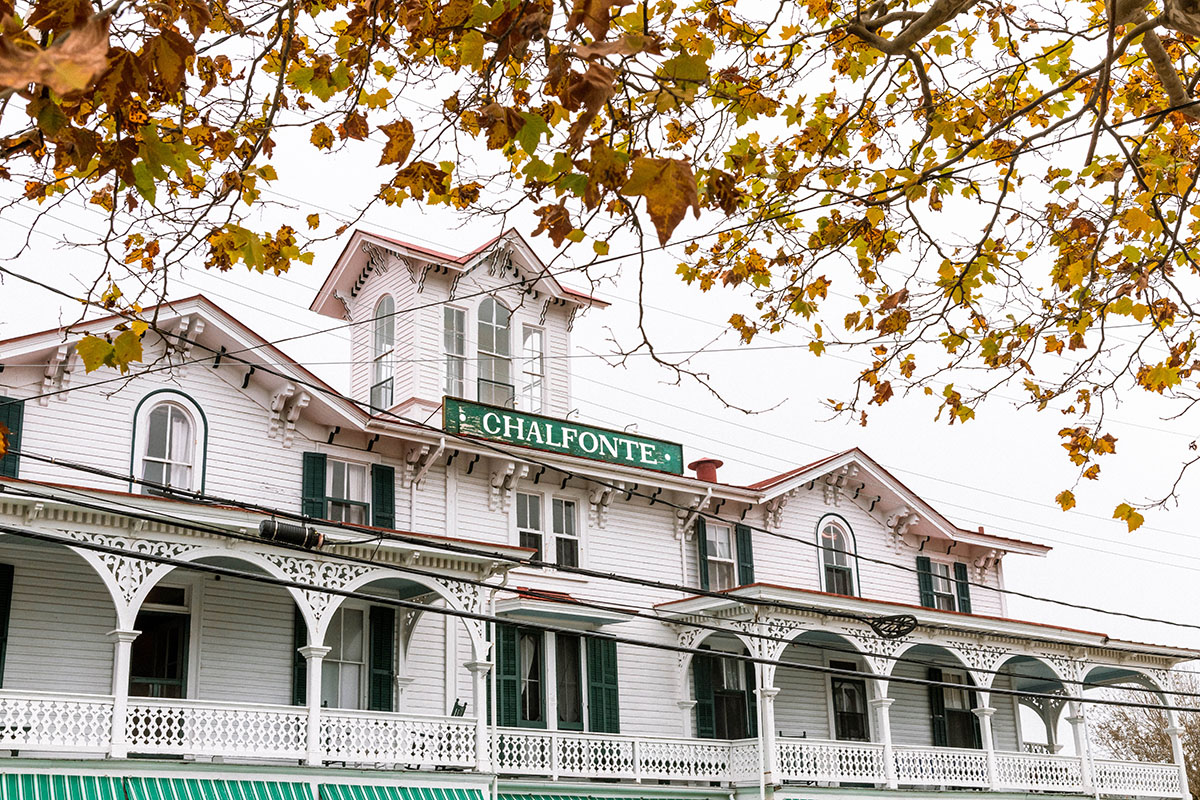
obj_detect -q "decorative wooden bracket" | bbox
[764,489,798,531]
[973,548,1002,579]
[488,459,529,512]
[332,291,353,321]
[24,502,44,524]
[674,489,712,539]
[40,343,78,406]
[588,483,621,528]
[405,438,445,488]
[170,315,206,375]
[823,464,859,506]
[268,382,311,447]
[885,506,921,547]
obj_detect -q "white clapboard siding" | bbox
[0,537,115,694]
[402,599,449,715]
[195,574,296,705]
[775,645,836,740]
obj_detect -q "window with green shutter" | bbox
[371,464,395,528]
[493,625,547,728]
[735,523,754,586]
[496,623,521,727]
[301,452,327,518]
[695,517,709,590]
[586,637,620,733]
[0,397,24,479]
[953,562,972,613]
[291,606,307,705]
[368,606,396,711]
[0,564,13,686]
[301,454,397,529]
[916,556,935,608]
[693,652,716,739]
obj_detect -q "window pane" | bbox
[553,499,575,536]
[519,531,543,560]
[142,459,166,488]
[168,407,192,463]
[321,663,340,708]
[708,525,732,558]
[340,663,361,708]
[171,463,192,490]
[147,406,169,459]
[347,464,366,501]
[519,631,542,723]
[343,609,364,661]
[329,461,346,499]
[326,611,344,657]
[556,634,582,726]
[711,562,735,591]
[556,537,578,567]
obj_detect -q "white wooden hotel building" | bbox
[0,230,1192,800]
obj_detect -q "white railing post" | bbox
[465,660,493,772]
[106,628,139,759]
[1167,709,1190,800]
[550,730,560,779]
[1067,700,1094,793]
[299,644,330,766]
[632,737,642,783]
[974,706,1000,790]
[870,697,898,789]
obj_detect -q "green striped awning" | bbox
[1,775,125,800]
[321,786,484,800]
[500,795,665,800]
[124,779,311,800]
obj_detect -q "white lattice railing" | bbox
[322,709,475,768]
[777,737,887,783]
[126,697,305,760]
[894,744,991,787]
[997,751,1084,793]
[496,728,739,781]
[0,690,113,753]
[1094,758,1185,798]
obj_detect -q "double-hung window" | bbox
[552,498,579,567]
[520,326,545,413]
[519,629,544,725]
[556,632,583,730]
[517,493,580,566]
[327,460,369,524]
[444,307,466,397]
[140,402,197,495]
[931,563,958,611]
[478,299,514,407]
[371,296,395,409]
[705,523,736,591]
[820,520,856,596]
[322,607,365,709]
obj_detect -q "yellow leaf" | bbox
[621,157,701,246]
[76,335,114,373]
[1055,490,1075,511]
[306,213,320,230]
[1113,503,1145,532]
[378,119,415,167]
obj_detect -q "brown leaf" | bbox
[879,287,909,310]
[28,0,89,33]
[378,118,414,166]
[338,111,370,141]
[705,169,742,216]
[621,156,701,245]
[563,63,615,148]
[479,103,524,150]
[573,33,660,59]
[567,0,632,40]
[179,0,212,37]
[0,15,109,95]
[533,202,573,247]
[142,28,192,96]
[580,137,627,209]
[488,0,552,61]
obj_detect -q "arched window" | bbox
[478,298,513,407]
[819,518,856,596]
[133,394,205,496]
[371,295,395,409]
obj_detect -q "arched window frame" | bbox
[130,390,207,495]
[817,515,858,596]
[371,295,395,410]
[477,297,514,407]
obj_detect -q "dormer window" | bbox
[132,392,206,496]
[371,296,395,409]
[520,326,545,413]
[478,298,514,407]
[819,518,857,596]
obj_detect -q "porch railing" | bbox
[0,690,1183,799]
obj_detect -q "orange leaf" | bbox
[0,15,109,95]
[378,119,414,166]
[533,202,573,247]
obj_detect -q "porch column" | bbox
[107,628,139,759]
[973,706,1000,790]
[466,660,493,772]
[677,700,697,738]
[1067,700,1094,793]
[299,644,330,766]
[759,686,781,786]
[869,697,898,789]
[1167,709,1190,800]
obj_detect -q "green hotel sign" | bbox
[444,398,684,475]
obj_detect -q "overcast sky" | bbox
[3,118,1199,659]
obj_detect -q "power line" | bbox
[2,520,1193,715]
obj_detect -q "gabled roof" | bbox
[309,228,609,319]
[748,447,1050,557]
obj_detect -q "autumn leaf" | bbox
[880,288,909,310]
[533,202,573,247]
[378,119,414,166]
[76,335,114,373]
[621,157,700,245]
[0,423,7,459]
[1113,503,1145,533]
[0,15,109,95]
[310,123,335,151]
[338,112,370,141]
[1055,490,1076,511]
[112,329,143,370]
[142,29,192,96]
[566,0,632,40]
[306,213,320,229]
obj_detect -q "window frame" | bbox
[371,295,396,410]
[322,603,368,710]
[817,515,858,597]
[513,490,586,568]
[553,631,585,731]
[477,297,514,407]
[519,324,546,413]
[930,561,958,611]
[824,655,873,742]
[325,458,371,524]
[443,305,468,398]
[705,522,737,591]
[130,390,207,495]
[130,575,201,699]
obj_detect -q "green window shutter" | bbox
[496,623,520,727]
[735,523,754,586]
[301,452,327,519]
[586,637,620,734]
[744,659,758,737]
[693,653,716,739]
[368,606,396,711]
[371,464,396,529]
[916,556,935,608]
[928,666,948,747]
[291,606,307,705]
[695,517,710,591]
[0,564,13,686]
[0,397,24,479]
[953,562,972,613]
